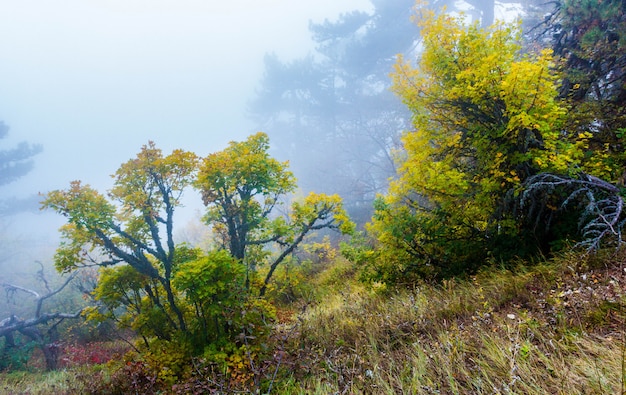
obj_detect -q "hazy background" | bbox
[0,0,528,277]
[0,0,372,249]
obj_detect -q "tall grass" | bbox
[1,251,623,394]
[275,252,625,394]
[0,367,107,395]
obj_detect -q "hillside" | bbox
[2,248,623,394]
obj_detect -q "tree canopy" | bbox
[196,132,354,295]
[43,142,199,333]
[196,132,296,263]
[366,10,594,282]
[43,134,353,361]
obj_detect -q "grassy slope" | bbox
[1,250,624,394]
[0,368,111,395]
[272,250,625,394]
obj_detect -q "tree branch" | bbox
[520,172,625,252]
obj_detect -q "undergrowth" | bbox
[1,250,624,394]
[274,250,626,394]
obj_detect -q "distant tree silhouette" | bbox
[0,120,42,216]
[248,0,416,225]
[247,0,545,226]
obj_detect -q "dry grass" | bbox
[274,250,626,394]
[0,367,106,395]
[2,251,624,394]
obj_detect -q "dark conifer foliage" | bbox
[541,0,626,183]
[0,122,41,187]
[0,121,42,216]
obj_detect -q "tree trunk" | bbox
[18,326,61,371]
[42,342,61,371]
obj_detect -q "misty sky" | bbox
[0,0,373,242]
[0,0,524,244]
[0,0,371,196]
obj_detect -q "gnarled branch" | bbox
[520,172,625,252]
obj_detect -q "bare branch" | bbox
[0,310,83,338]
[0,282,40,299]
[520,172,625,252]
[0,267,84,370]
[1,269,79,319]
[35,271,79,318]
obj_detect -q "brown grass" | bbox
[2,250,624,394]
[273,250,626,394]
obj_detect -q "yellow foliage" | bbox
[370,10,593,279]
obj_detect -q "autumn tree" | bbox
[366,11,591,282]
[43,134,352,367]
[197,132,295,263]
[43,142,199,336]
[196,132,354,296]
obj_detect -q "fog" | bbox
[0,0,530,280]
[0,2,541,339]
[0,0,371,251]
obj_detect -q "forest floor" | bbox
[272,249,626,394]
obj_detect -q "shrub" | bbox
[0,338,36,371]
